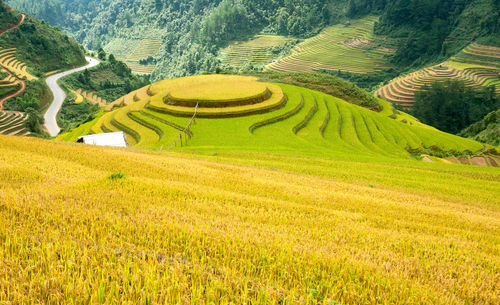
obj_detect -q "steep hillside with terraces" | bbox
[0,2,86,137]
[58,74,498,166]
[267,16,394,74]
[219,35,297,70]
[0,9,30,136]
[376,43,500,107]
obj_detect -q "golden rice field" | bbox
[71,89,107,106]
[0,47,37,81]
[0,135,499,304]
[376,43,500,107]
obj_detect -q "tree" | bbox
[97,48,106,61]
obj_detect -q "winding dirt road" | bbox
[0,70,25,109]
[0,14,26,109]
[0,13,25,36]
[44,57,100,136]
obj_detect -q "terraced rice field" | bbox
[59,75,493,165]
[376,43,500,107]
[1,133,499,304]
[72,89,107,106]
[0,110,30,136]
[267,16,394,74]
[104,38,162,74]
[126,39,163,61]
[220,35,296,68]
[122,62,156,74]
[0,47,37,81]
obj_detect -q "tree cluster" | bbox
[411,80,499,135]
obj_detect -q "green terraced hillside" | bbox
[267,16,394,74]
[376,43,500,107]
[219,35,296,68]
[104,38,162,74]
[58,74,497,166]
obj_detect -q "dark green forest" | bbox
[459,109,500,146]
[6,0,499,80]
[375,0,500,68]
[411,80,500,135]
[4,0,346,79]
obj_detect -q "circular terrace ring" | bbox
[165,88,272,108]
[147,75,288,118]
[163,75,271,108]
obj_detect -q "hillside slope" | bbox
[0,135,499,304]
[459,109,500,146]
[0,3,85,76]
[6,0,353,79]
[7,0,499,80]
[267,16,394,74]
[0,2,87,137]
[376,43,500,107]
[58,75,497,167]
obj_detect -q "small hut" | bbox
[77,132,128,147]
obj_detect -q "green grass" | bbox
[267,16,394,74]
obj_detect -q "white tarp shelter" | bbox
[77,132,128,147]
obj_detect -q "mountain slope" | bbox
[375,43,500,107]
[0,0,86,137]
[7,0,499,80]
[459,109,500,146]
[6,0,355,79]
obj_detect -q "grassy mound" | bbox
[267,16,394,74]
[0,135,499,304]
[376,43,500,107]
[58,74,488,160]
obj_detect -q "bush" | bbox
[108,172,126,180]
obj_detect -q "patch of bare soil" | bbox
[470,156,488,167]
[339,38,373,49]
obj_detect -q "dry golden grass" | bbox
[0,135,499,304]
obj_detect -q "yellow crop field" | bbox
[0,47,37,81]
[168,76,268,101]
[70,89,84,104]
[0,135,499,304]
